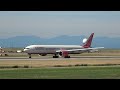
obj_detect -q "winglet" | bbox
[83,33,94,48]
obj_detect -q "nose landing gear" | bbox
[28,54,31,58]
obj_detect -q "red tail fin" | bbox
[83,33,94,48]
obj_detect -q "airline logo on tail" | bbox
[83,33,94,48]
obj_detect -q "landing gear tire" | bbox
[64,56,70,58]
[28,54,31,58]
[29,56,31,58]
[53,56,59,58]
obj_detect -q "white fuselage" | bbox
[24,45,83,54]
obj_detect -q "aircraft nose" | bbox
[23,49,28,52]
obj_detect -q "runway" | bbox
[0,56,120,60]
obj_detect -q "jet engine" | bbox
[59,51,70,58]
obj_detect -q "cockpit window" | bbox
[25,48,30,49]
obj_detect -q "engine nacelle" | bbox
[59,51,70,58]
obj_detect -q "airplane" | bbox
[23,33,104,58]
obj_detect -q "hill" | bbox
[0,35,120,48]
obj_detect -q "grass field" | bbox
[0,66,120,79]
[0,48,120,79]
[1,59,120,67]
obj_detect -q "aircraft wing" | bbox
[56,47,104,53]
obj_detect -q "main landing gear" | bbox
[64,56,70,58]
[53,54,59,58]
[53,54,70,58]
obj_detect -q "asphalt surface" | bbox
[0,56,120,60]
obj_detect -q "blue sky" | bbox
[0,11,120,38]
